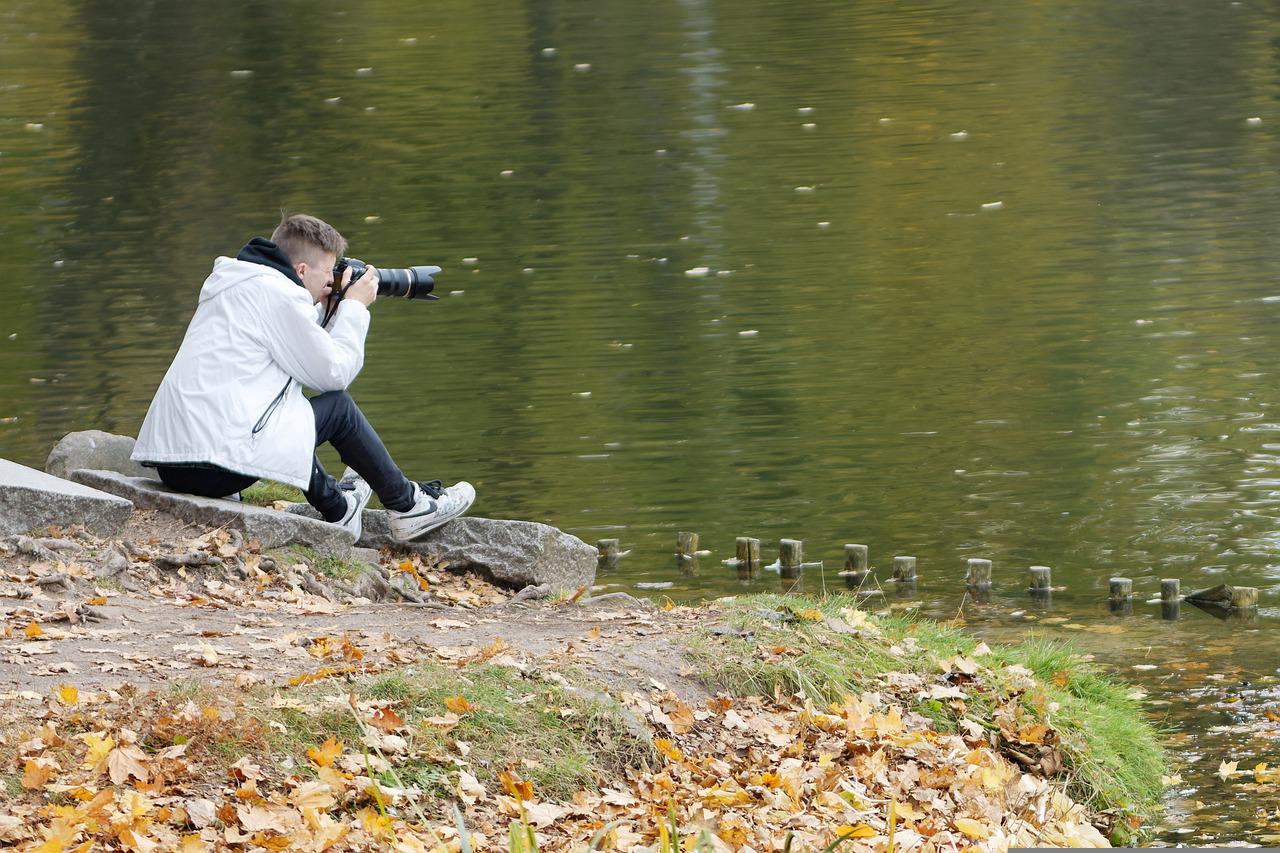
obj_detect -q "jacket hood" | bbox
[199,238,305,302]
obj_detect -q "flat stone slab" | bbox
[0,458,133,536]
[69,469,354,554]
[289,505,596,593]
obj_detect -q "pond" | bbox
[2,0,1280,841]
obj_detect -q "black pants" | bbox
[156,391,416,521]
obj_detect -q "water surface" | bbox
[3,0,1280,840]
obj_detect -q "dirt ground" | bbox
[0,509,707,701]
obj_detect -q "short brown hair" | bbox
[271,214,347,265]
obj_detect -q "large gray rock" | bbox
[288,504,596,593]
[46,430,151,481]
[69,469,354,554]
[0,458,133,536]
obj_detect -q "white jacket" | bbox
[132,256,370,488]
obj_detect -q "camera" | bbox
[333,257,441,301]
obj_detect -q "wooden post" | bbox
[1160,578,1180,602]
[676,531,699,556]
[1231,586,1259,610]
[736,537,761,570]
[597,539,620,562]
[965,558,992,589]
[1161,600,1180,621]
[1109,577,1132,616]
[1029,566,1051,594]
[892,556,916,582]
[839,544,871,588]
[779,539,803,579]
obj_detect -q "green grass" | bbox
[267,662,651,809]
[270,544,371,582]
[684,593,1165,839]
[241,480,306,507]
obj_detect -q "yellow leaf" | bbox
[954,817,990,840]
[29,818,80,853]
[56,684,79,706]
[306,736,344,769]
[87,596,108,606]
[1218,759,1239,781]
[179,834,210,853]
[893,801,925,821]
[836,824,877,839]
[21,758,58,789]
[25,621,44,639]
[794,608,824,621]
[444,695,477,714]
[81,732,114,769]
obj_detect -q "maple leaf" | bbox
[178,834,211,853]
[836,824,877,839]
[21,757,58,789]
[25,621,44,640]
[56,684,78,706]
[498,769,534,802]
[366,706,404,733]
[107,745,150,785]
[1218,759,1240,780]
[444,695,478,714]
[290,780,336,810]
[307,736,344,768]
[81,731,114,770]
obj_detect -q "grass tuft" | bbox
[241,480,306,507]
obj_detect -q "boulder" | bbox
[69,469,354,554]
[45,431,151,481]
[0,458,133,536]
[288,504,596,593]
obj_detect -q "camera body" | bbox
[333,257,441,301]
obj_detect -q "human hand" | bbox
[346,265,379,307]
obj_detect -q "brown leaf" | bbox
[106,745,149,785]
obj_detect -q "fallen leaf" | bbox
[1218,759,1239,781]
[954,817,990,840]
[25,621,43,640]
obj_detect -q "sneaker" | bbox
[334,467,373,541]
[387,479,476,541]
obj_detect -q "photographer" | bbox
[131,214,474,541]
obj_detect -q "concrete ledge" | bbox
[69,469,354,554]
[288,504,596,593]
[0,459,134,537]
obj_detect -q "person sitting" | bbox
[131,213,474,540]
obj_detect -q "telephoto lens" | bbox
[376,265,441,300]
[335,258,441,301]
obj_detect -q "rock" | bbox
[288,505,595,593]
[45,431,151,481]
[69,469,354,554]
[0,458,133,536]
[366,513,596,593]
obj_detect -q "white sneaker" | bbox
[334,467,373,540]
[388,480,476,541]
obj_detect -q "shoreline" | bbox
[1,509,1163,850]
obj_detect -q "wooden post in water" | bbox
[965,558,992,589]
[1160,577,1180,620]
[779,539,803,579]
[736,537,761,568]
[1231,586,1259,610]
[1029,566,1052,594]
[1109,577,1133,616]
[840,544,871,588]
[893,556,917,596]
[597,539,620,562]
[676,531,699,556]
